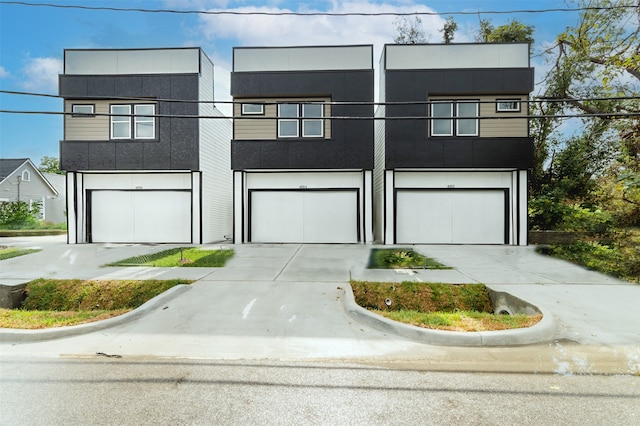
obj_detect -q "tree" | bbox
[393,16,427,44]
[38,156,64,175]
[475,18,534,44]
[440,17,458,43]
[534,0,639,220]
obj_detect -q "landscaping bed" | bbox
[0,246,41,261]
[0,278,193,329]
[350,280,542,332]
[106,247,234,267]
[368,248,451,269]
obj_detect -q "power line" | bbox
[1,109,639,120]
[0,1,637,16]
[2,90,639,106]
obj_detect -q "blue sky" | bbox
[0,0,581,165]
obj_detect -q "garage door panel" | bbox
[302,192,358,243]
[250,191,358,243]
[250,192,303,243]
[91,191,191,243]
[450,191,505,244]
[397,192,451,243]
[397,190,506,244]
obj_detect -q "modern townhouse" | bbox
[59,48,231,244]
[230,45,375,243]
[375,43,534,245]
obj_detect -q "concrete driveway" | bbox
[0,235,638,374]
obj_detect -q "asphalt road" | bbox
[1,356,638,425]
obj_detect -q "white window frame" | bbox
[496,99,521,112]
[111,105,132,139]
[278,102,325,139]
[241,103,264,115]
[110,104,156,140]
[72,104,95,117]
[134,104,156,139]
[431,102,454,136]
[21,170,30,182]
[430,100,479,137]
[277,103,300,138]
[302,103,324,138]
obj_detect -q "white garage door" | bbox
[396,190,507,244]
[250,190,359,243]
[90,191,191,243]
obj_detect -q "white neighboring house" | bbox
[0,158,64,223]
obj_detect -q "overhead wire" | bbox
[1,108,639,120]
[2,89,639,107]
[0,1,637,16]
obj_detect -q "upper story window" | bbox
[430,100,478,137]
[72,104,95,117]
[496,99,521,112]
[21,170,30,182]
[278,103,324,138]
[241,103,264,115]
[110,104,156,140]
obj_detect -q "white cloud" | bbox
[0,66,9,78]
[20,57,63,93]
[196,1,448,55]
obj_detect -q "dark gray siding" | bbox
[59,74,200,171]
[231,70,374,170]
[385,68,535,169]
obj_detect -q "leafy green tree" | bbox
[393,16,427,44]
[475,18,534,44]
[440,17,458,43]
[534,0,639,227]
[38,156,64,175]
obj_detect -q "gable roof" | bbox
[0,158,58,195]
[0,158,29,181]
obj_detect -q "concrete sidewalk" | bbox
[0,236,638,374]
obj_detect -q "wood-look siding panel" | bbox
[234,98,331,140]
[479,95,528,137]
[429,95,528,138]
[64,100,158,141]
[64,100,110,141]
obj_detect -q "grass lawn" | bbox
[0,278,193,329]
[106,247,234,267]
[351,280,541,331]
[368,248,451,269]
[376,309,542,332]
[0,246,41,261]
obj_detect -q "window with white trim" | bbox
[110,104,156,140]
[496,99,521,112]
[134,104,155,139]
[430,100,478,137]
[278,102,324,138]
[72,104,95,116]
[241,103,264,115]
[21,170,30,182]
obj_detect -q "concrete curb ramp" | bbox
[0,285,191,343]
[341,284,557,347]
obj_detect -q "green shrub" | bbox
[559,205,613,234]
[368,248,450,269]
[0,201,41,229]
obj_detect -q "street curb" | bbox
[0,284,192,343]
[341,284,557,347]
